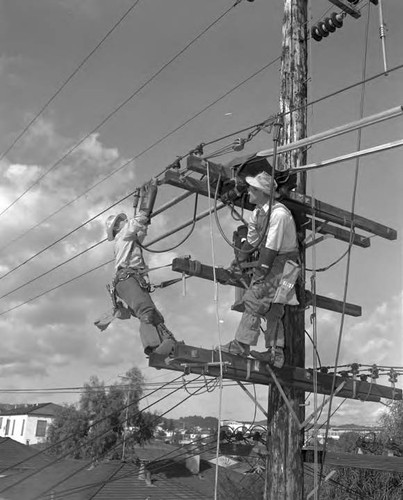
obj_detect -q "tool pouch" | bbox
[272,260,300,305]
[113,268,151,293]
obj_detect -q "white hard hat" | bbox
[245,171,278,195]
[105,213,127,241]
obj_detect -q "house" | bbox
[0,440,264,499]
[0,403,63,446]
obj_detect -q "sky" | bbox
[0,0,402,429]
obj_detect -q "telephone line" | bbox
[0,373,188,479]
[0,0,244,221]
[0,0,143,165]
[4,375,206,496]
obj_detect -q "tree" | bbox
[47,367,157,460]
[308,406,403,499]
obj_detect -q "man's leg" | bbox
[219,284,264,356]
[264,303,285,348]
[116,277,169,352]
[250,303,285,368]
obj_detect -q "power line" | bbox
[0,376,186,478]
[2,375,208,496]
[42,381,223,500]
[0,0,244,221]
[0,56,278,255]
[0,0,143,165]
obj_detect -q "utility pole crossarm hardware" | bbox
[148,345,401,401]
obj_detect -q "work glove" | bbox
[251,247,278,283]
[139,179,158,218]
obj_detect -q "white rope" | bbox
[206,161,224,500]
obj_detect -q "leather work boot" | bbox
[157,323,179,342]
[216,340,250,356]
[153,338,176,356]
[250,346,285,368]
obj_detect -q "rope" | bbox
[319,2,372,490]
[205,161,224,500]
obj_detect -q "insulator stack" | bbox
[311,12,344,42]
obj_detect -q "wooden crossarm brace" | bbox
[265,362,302,429]
[328,0,361,18]
[163,169,395,241]
[172,257,362,317]
[300,381,346,430]
[236,381,269,419]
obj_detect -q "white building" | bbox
[0,403,63,445]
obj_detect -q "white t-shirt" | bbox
[247,201,298,253]
[113,217,148,271]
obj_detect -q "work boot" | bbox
[250,346,285,368]
[157,323,179,342]
[153,338,176,356]
[216,340,250,356]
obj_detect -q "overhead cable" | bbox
[25,376,209,500]
[0,0,143,166]
[0,373,199,490]
[0,0,244,221]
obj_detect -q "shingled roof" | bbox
[0,403,62,417]
[0,441,264,499]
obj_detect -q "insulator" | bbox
[379,25,386,38]
[370,364,379,380]
[389,369,398,384]
[351,363,360,375]
[317,22,330,37]
[232,138,245,152]
[324,17,336,33]
[169,158,181,169]
[235,431,244,441]
[360,374,368,382]
[331,12,344,29]
[320,367,328,374]
[311,26,323,42]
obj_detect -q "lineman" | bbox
[95,181,180,357]
[218,171,300,368]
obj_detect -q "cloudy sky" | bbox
[0,0,402,428]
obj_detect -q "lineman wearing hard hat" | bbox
[218,171,301,368]
[95,180,180,357]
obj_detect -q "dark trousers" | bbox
[115,273,164,350]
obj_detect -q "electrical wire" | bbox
[0,240,104,301]
[0,374,204,493]
[319,4,373,489]
[0,0,244,222]
[0,373,185,475]
[0,0,143,168]
[138,193,199,253]
[0,56,281,256]
[29,376,213,500]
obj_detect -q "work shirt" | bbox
[113,216,148,272]
[247,201,298,254]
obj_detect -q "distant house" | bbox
[0,403,63,446]
[0,440,263,499]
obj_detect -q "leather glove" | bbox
[139,179,158,218]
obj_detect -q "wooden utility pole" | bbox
[265,1,308,498]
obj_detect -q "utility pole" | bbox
[265,0,308,498]
[118,375,131,461]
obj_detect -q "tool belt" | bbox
[113,267,151,292]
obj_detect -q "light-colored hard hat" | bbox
[245,171,278,195]
[105,213,127,241]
